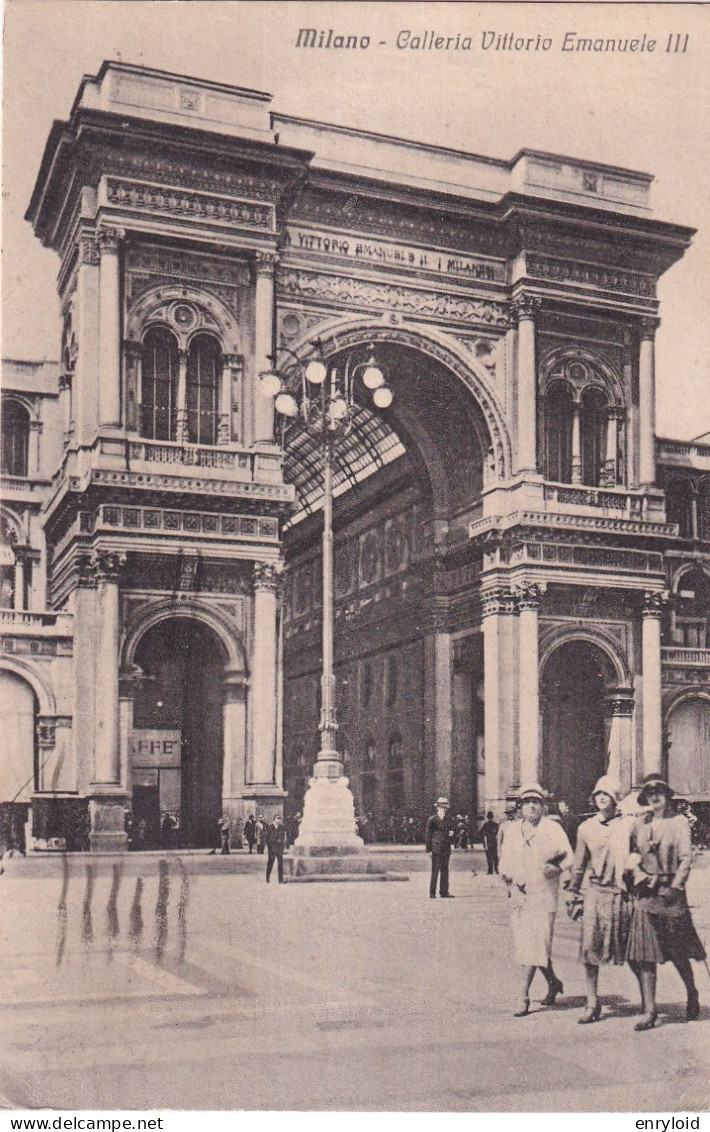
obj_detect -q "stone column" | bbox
[222,670,248,836]
[28,420,42,476]
[515,583,544,786]
[73,236,101,446]
[58,374,73,446]
[482,586,517,808]
[13,550,26,611]
[124,342,142,433]
[639,318,658,487]
[89,550,127,851]
[253,252,278,444]
[97,227,124,428]
[641,592,664,777]
[601,407,623,487]
[432,630,453,799]
[513,294,541,475]
[218,354,232,444]
[605,688,635,795]
[571,401,583,484]
[249,561,281,784]
[176,349,190,444]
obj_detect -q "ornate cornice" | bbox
[277,268,509,327]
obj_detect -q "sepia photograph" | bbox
[1,0,709,1117]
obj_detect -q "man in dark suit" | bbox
[425,797,455,898]
[265,815,287,883]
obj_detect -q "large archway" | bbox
[541,640,614,814]
[130,618,227,847]
[281,337,493,828]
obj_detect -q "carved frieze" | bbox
[106,178,275,231]
[98,147,285,202]
[89,467,294,503]
[527,253,655,298]
[277,268,509,327]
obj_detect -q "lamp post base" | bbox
[292,773,364,855]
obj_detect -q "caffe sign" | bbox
[287,226,506,282]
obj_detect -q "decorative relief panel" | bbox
[99,147,285,202]
[277,268,509,327]
[106,178,275,232]
[527,253,655,298]
[125,244,249,315]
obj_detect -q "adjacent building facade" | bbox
[1,62,708,851]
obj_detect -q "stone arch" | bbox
[126,285,242,354]
[121,598,248,673]
[0,657,56,716]
[541,345,625,407]
[0,506,27,545]
[539,625,630,687]
[284,319,512,482]
[1,392,39,422]
[669,560,710,594]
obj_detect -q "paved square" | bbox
[1,850,708,1111]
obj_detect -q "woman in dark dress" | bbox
[626,773,706,1031]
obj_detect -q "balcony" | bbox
[661,647,710,667]
[0,609,74,658]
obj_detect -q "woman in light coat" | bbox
[499,783,574,1016]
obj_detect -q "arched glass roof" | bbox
[282,402,406,526]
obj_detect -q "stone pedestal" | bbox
[88,790,127,853]
[293,774,364,855]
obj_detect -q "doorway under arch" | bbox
[131,618,226,847]
[541,640,613,814]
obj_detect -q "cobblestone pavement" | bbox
[1,849,708,1112]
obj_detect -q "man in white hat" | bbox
[425,797,455,898]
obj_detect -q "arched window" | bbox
[580,387,608,487]
[666,477,695,540]
[187,334,220,446]
[387,733,404,812]
[544,383,574,483]
[1,401,30,477]
[141,328,178,440]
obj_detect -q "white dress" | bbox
[499,816,574,966]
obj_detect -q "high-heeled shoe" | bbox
[686,989,700,1021]
[634,1011,658,1031]
[578,1002,602,1025]
[540,977,564,1006]
[513,998,530,1017]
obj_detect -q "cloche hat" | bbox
[517,783,546,804]
[637,773,674,807]
[591,775,621,803]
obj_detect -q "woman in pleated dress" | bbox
[626,773,706,1030]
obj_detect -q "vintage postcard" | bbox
[1,0,709,1120]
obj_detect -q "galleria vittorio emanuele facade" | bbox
[1,61,708,851]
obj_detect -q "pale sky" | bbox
[2,0,709,438]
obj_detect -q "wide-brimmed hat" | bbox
[591,775,620,803]
[435,797,450,808]
[637,773,674,806]
[517,783,546,804]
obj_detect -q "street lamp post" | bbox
[260,345,393,859]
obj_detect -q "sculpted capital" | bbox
[92,549,127,582]
[511,293,542,323]
[97,227,125,256]
[639,316,660,341]
[254,559,284,592]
